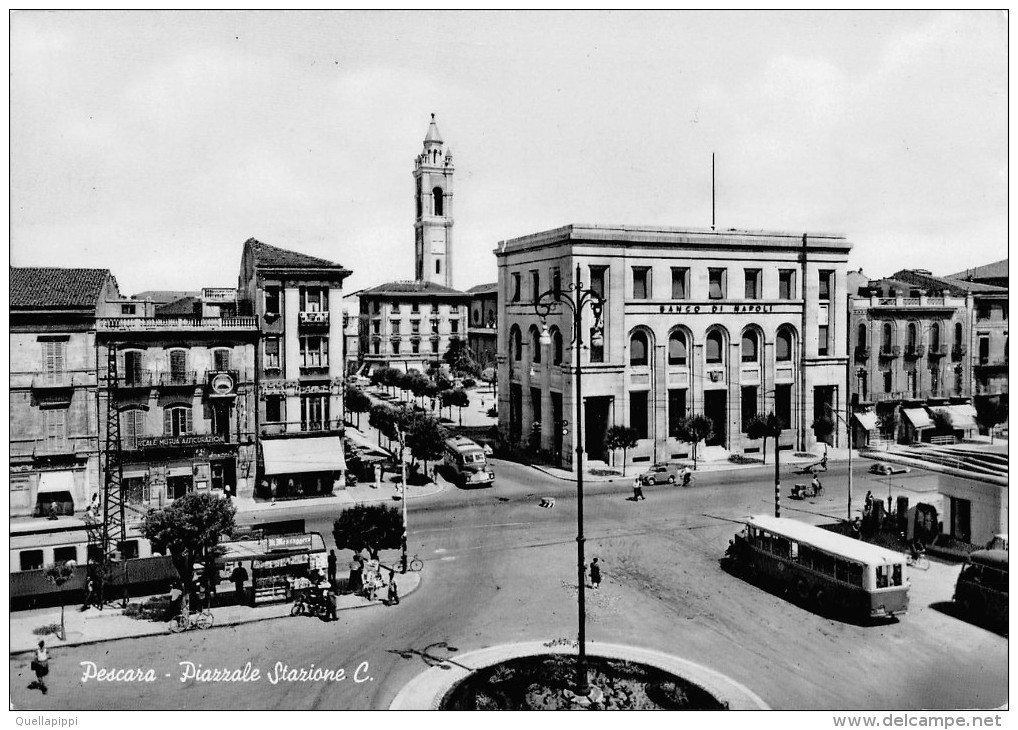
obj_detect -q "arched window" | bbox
[510,326,522,361]
[630,332,648,366]
[907,323,918,350]
[857,323,867,350]
[930,323,940,352]
[882,323,893,353]
[741,330,759,363]
[433,187,444,216]
[668,331,687,366]
[776,329,793,361]
[955,322,963,348]
[552,328,563,366]
[706,330,724,364]
[530,326,542,364]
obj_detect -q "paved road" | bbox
[11,459,1007,710]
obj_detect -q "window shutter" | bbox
[322,337,329,365]
[164,408,172,435]
[185,408,193,435]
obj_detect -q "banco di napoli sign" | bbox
[659,303,779,315]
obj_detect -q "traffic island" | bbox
[389,640,769,710]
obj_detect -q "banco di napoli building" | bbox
[495,224,851,471]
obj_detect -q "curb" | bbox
[10,572,422,657]
[235,481,446,519]
[858,450,1007,486]
[388,640,769,710]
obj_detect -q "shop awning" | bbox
[940,405,979,431]
[853,411,879,431]
[901,408,934,430]
[36,470,76,494]
[262,437,346,476]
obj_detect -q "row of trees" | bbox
[353,369,472,425]
[368,403,448,472]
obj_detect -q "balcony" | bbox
[260,419,344,437]
[116,372,156,390]
[298,311,330,328]
[975,358,1008,372]
[159,371,201,387]
[926,346,946,359]
[854,346,871,362]
[951,345,966,360]
[99,316,258,332]
[299,364,331,378]
[903,345,925,359]
[31,372,76,390]
[878,346,901,360]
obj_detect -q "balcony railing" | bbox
[159,371,201,387]
[31,372,76,389]
[10,435,95,458]
[260,419,344,437]
[298,311,330,327]
[975,358,1008,371]
[854,346,870,361]
[99,316,258,331]
[903,345,925,359]
[927,346,946,358]
[878,346,901,360]
[951,345,967,360]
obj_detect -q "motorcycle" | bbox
[790,481,823,500]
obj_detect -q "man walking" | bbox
[589,558,602,590]
[325,582,338,622]
[327,550,337,584]
[30,640,49,694]
[230,564,249,605]
[387,568,400,606]
[632,477,646,501]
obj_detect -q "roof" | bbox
[890,269,1006,296]
[131,290,201,304]
[745,515,905,565]
[10,267,110,309]
[359,280,469,298]
[466,282,499,295]
[946,259,1008,282]
[424,113,443,144]
[155,296,201,317]
[245,237,345,270]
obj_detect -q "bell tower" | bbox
[413,114,454,287]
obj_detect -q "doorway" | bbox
[584,396,612,462]
[704,390,727,447]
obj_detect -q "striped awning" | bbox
[901,408,934,430]
[262,437,347,475]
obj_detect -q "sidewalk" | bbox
[233,477,446,519]
[10,571,421,655]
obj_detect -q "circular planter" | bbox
[389,640,769,710]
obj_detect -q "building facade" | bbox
[466,282,498,372]
[95,288,259,507]
[847,277,973,445]
[10,268,122,518]
[496,225,852,471]
[237,238,352,501]
[357,282,471,373]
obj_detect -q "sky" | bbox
[9,11,1008,296]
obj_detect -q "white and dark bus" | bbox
[442,435,494,487]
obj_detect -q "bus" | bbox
[953,549,1008,630]
[726,514,909,621]
[442,435,495,487]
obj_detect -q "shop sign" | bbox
[260,378,343,397]
[659,303,777,314]
[208,371,237,396]
[266,534,313,551]
[137,435,226,449]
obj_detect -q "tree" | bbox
[405,371,431,407]
[369,403,397,446]
[673,415,714,470]
[744,413,783,464]
[931,409,954,436]
[443,339,481,377]
[812,416,836,446]
[446,388,470,426]
[142,492,236,615]
[604,425,640,475]
[438,388,456,420]
[333,504,404,555]
[406,414,447,474]
[345,387,371,430]
[975,396,1008,443]
[45,561,76,640]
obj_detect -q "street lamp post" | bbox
[535,264,605,696]
[396,428,409,573]
[825,403,853,521]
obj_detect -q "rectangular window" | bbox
[744,269,762,300]
[169,350,188,383]
[264,287,281,316]
[411,320,420,334]
[530,270,540,301]
[411,302,419,313]
[264,338,280,369]
[708,268,727,300]
[411,340,420,354]
[45,409,67,451]
[391,302,400,314]
[668,389,687,438]
[589,266,607,299]
[213,349,231,371]
[165,407,192,437]
[883,370,893,393]
[265,396,283,423]
[121,304,136,315]
[431,319,440,334]
[431,303,439,313]
[978,336,990,365]
[431,339,439,354]
[818,325,830,356]
[373,341,380,355]
[20,550,44,571]
[392,339,401,355]
[301,396,329,432]
[741,386,758,431]
[391,321,401,336]
[373,301,381,314]
[775,384,792,426]
[372,320,381,335]
[632,267,651,299]
[54,545,78,564]
[124,350,143,386]
[43,340,66,378]
[671,268,689,299]
[977,304,990,321]
[552,268,562,297]
[122,409,145,450]
[300,337,329,368]
[629,391,649,440]
[819,270,834,301]
[511,273,521,303]
[301,287,327,312]
[779,270,796,300]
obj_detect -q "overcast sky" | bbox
[10,11,1007,296]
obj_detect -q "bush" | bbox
[462,378,476,389]
[729,454,762,465]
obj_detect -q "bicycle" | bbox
[404,554,423,572]
[168,610,214,633]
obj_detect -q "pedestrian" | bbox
[387,568,400,606]
[325,582,338,622]
[81,575,95,611]
[30,640,49,694]
[851,516,862,540]
[864,490,874,513]
[373,463,382,490]
[270,478,277,505]
[590,558,601,590]
[327,550,337,584]
[167,581,183,621]
[230,564,249,605]
[632,477,645,501]
[47,504,59,520]
[348,552,363,594]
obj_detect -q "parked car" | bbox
[869,462,911,475]
[638,462,685,485]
